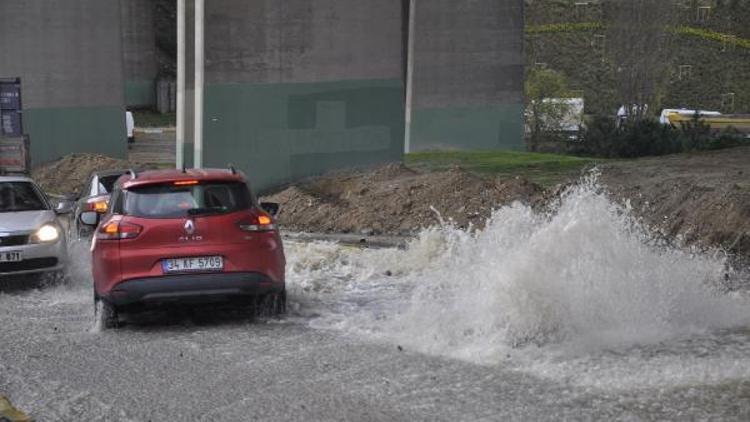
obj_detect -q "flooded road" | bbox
[2,180,750,421]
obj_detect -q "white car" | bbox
[0,175,71,279]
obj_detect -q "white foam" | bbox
[286,174,750,388]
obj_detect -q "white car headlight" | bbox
[32,224,60,243]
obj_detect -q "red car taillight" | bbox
[84,195,110,213]
[238,214,276,232]
[96,221,143,240]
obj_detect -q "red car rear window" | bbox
[119,182,252,218]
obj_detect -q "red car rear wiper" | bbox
[187,206,227,216]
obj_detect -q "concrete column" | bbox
[176,0,186,169]
[193,0,204,168]
[404,0,416,154]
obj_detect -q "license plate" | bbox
[0,251,22,263]
[162,256,223,273]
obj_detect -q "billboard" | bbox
[0,136,30,174]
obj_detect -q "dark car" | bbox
[80,168,286,329]
[70,169,130,240]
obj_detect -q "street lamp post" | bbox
[176,0,185,169]
[193,0,205,169]
[404,0,416,154]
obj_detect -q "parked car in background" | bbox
[81,168,286,328]
[0,175,72,281]
[70,169,131,240]
[525,97,585,141]
[662,109,750,138]
[658,109,721,125]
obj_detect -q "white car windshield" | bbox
[0,181,47,213]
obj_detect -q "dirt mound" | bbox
[264,164,544,235]
[600,147,750,261]
[266,148,750,263]
[32,153,132,196]
[30,149,750,263]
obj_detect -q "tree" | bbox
[604,0,676,119]
[155,0,177,77]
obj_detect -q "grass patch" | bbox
[525,22,605,34]
[132,110,176,128]
[405,150,599,186]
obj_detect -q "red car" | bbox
[81,168,286,328]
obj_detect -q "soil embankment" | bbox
[599,147,750,260]
[31,148,750,260]
[31,153,165,197]
[32,153,132,196]
[263,164,545,236]
[265,147,750,260]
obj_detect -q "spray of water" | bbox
[287,174,750,367]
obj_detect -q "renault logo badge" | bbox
[184,219,195,235]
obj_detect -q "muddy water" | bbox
[1,177,750,420]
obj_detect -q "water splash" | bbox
[287,174,750,365]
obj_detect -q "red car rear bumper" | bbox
[101,271,284,307]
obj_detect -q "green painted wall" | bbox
[23,106,127,165]
[410,104,525,151]
[203,78,405,192]
[124,79,155,108]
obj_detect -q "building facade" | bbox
[199,0,407,190]
[121,0,160,108]
[409,0,525,151]
[0,0,127,165]
[0,0,525,182]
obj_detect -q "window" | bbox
[122,182,253,218]
[678,65,693,81]
[0,182,47,213]
[98,174,126,195]
[721,93,735,113]
[697,6,711,23]
[591,34,606,51]
[721,35,736,53]
[574,2,590,20]
[87,179,97,197]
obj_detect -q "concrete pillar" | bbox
[410,0,525,151]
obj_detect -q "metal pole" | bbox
[176,0,185,169]
[194,0,205,169]
[404,0,416,154]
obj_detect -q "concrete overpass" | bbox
[0,0,524,189]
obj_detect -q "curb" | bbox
[134,127,176,134]
[282,232,411,249]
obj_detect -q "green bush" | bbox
[677,115,714,151]
[678,115,749,151]
[573,116,681,158]
[572,114,748,158]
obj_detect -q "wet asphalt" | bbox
[1,282,749,422]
